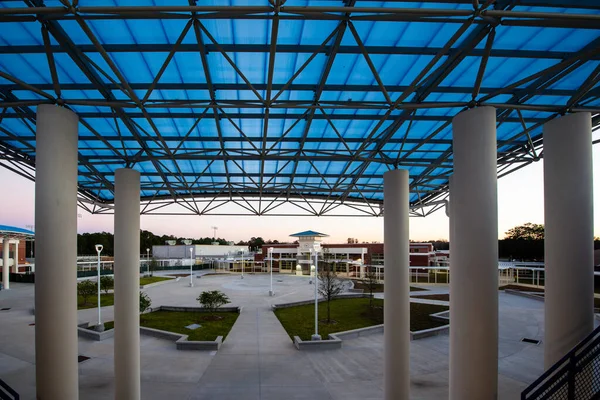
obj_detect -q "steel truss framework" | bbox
[0,0,599,217]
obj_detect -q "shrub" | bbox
[197,290,230,314]
[77,280,97,305]
[139,291,152,313]
[100,275,114,294]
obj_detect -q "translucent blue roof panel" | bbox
[0,1,599,215]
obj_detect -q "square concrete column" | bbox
[35,104,79,399]
[13,240,19,274]
[543,112,594,368]
[450,106,498,400]
[383,168,410,400]
[114,168,141,400]
[2,238,8,289]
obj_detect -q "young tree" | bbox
[100,275,114,294]
[318,261,345,323]
[197,290,230,314]
[149,257,158,277]
[139,291,152,313]
[364,266,379,309]
[77,280,97,305]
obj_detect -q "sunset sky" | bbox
[2,130,600,244]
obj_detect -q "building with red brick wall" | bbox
[0,240,27,270]
[0,225,34,280]
[257,235,444,277]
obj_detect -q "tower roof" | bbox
[289,230,329,238]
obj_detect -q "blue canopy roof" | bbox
[290,230,329,237]
[0,1,599,217]
[0,225,35,238]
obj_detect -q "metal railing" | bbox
[522,324,600,400]
[0,378,19,400]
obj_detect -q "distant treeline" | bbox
[72,230,230,256]
[499,239,600,261]
[23,230,600,261]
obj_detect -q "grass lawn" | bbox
[78,293,114,310]
[411,293,450,302]
[274,297,448,341]
[140,276,171,286]
[351,280,427,293]
[140,311,239,341]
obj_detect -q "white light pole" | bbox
[269,247,274,296]
[240,248,245,279]
[189,248,194,287]
[146,248,149,275]
[95,244,104,331]
[312,246,321,340]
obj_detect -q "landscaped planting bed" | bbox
[85,321,114,331]
[77,293,114,310]
[140,310,239,341]
[351,280,427,293]
[140,276,171,286]
[274,297,448,341]
[499,284,544,293]
[411,293,450,302]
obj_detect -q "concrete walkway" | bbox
[0,275,549,399]
[189,304,335,400]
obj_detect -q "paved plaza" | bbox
[0,273,545,399]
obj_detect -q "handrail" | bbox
[522,323,600,399]
[0,378,19,400]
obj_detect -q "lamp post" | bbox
[146,248,150,275]
[189,248,194,287]
[311,246,321,340]
[240,248,245,279]
[95,244,104,332]
[269,247,274,296]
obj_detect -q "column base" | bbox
[95,323,105,332]
[189,283,194,287]
[269,290,274,296]
[311,334,322,341]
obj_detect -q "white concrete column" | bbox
[448,175,454,281]
[34,104,79,399]
[114,168,141,400]
[383,169,410,400]
[543,112,594,368]
[13,240,19,273]
[450,106,498,400]
[2,238,9,289]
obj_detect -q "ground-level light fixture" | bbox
[189,248,194,287]
[94,244,104,332]
[268,247,274,296]
[240,248,245,279]
[311,245,321,341]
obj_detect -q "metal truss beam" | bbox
[3,44,596,61]
[0,111,564,123]
[1,5,600,28]
[0,82,591,98]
